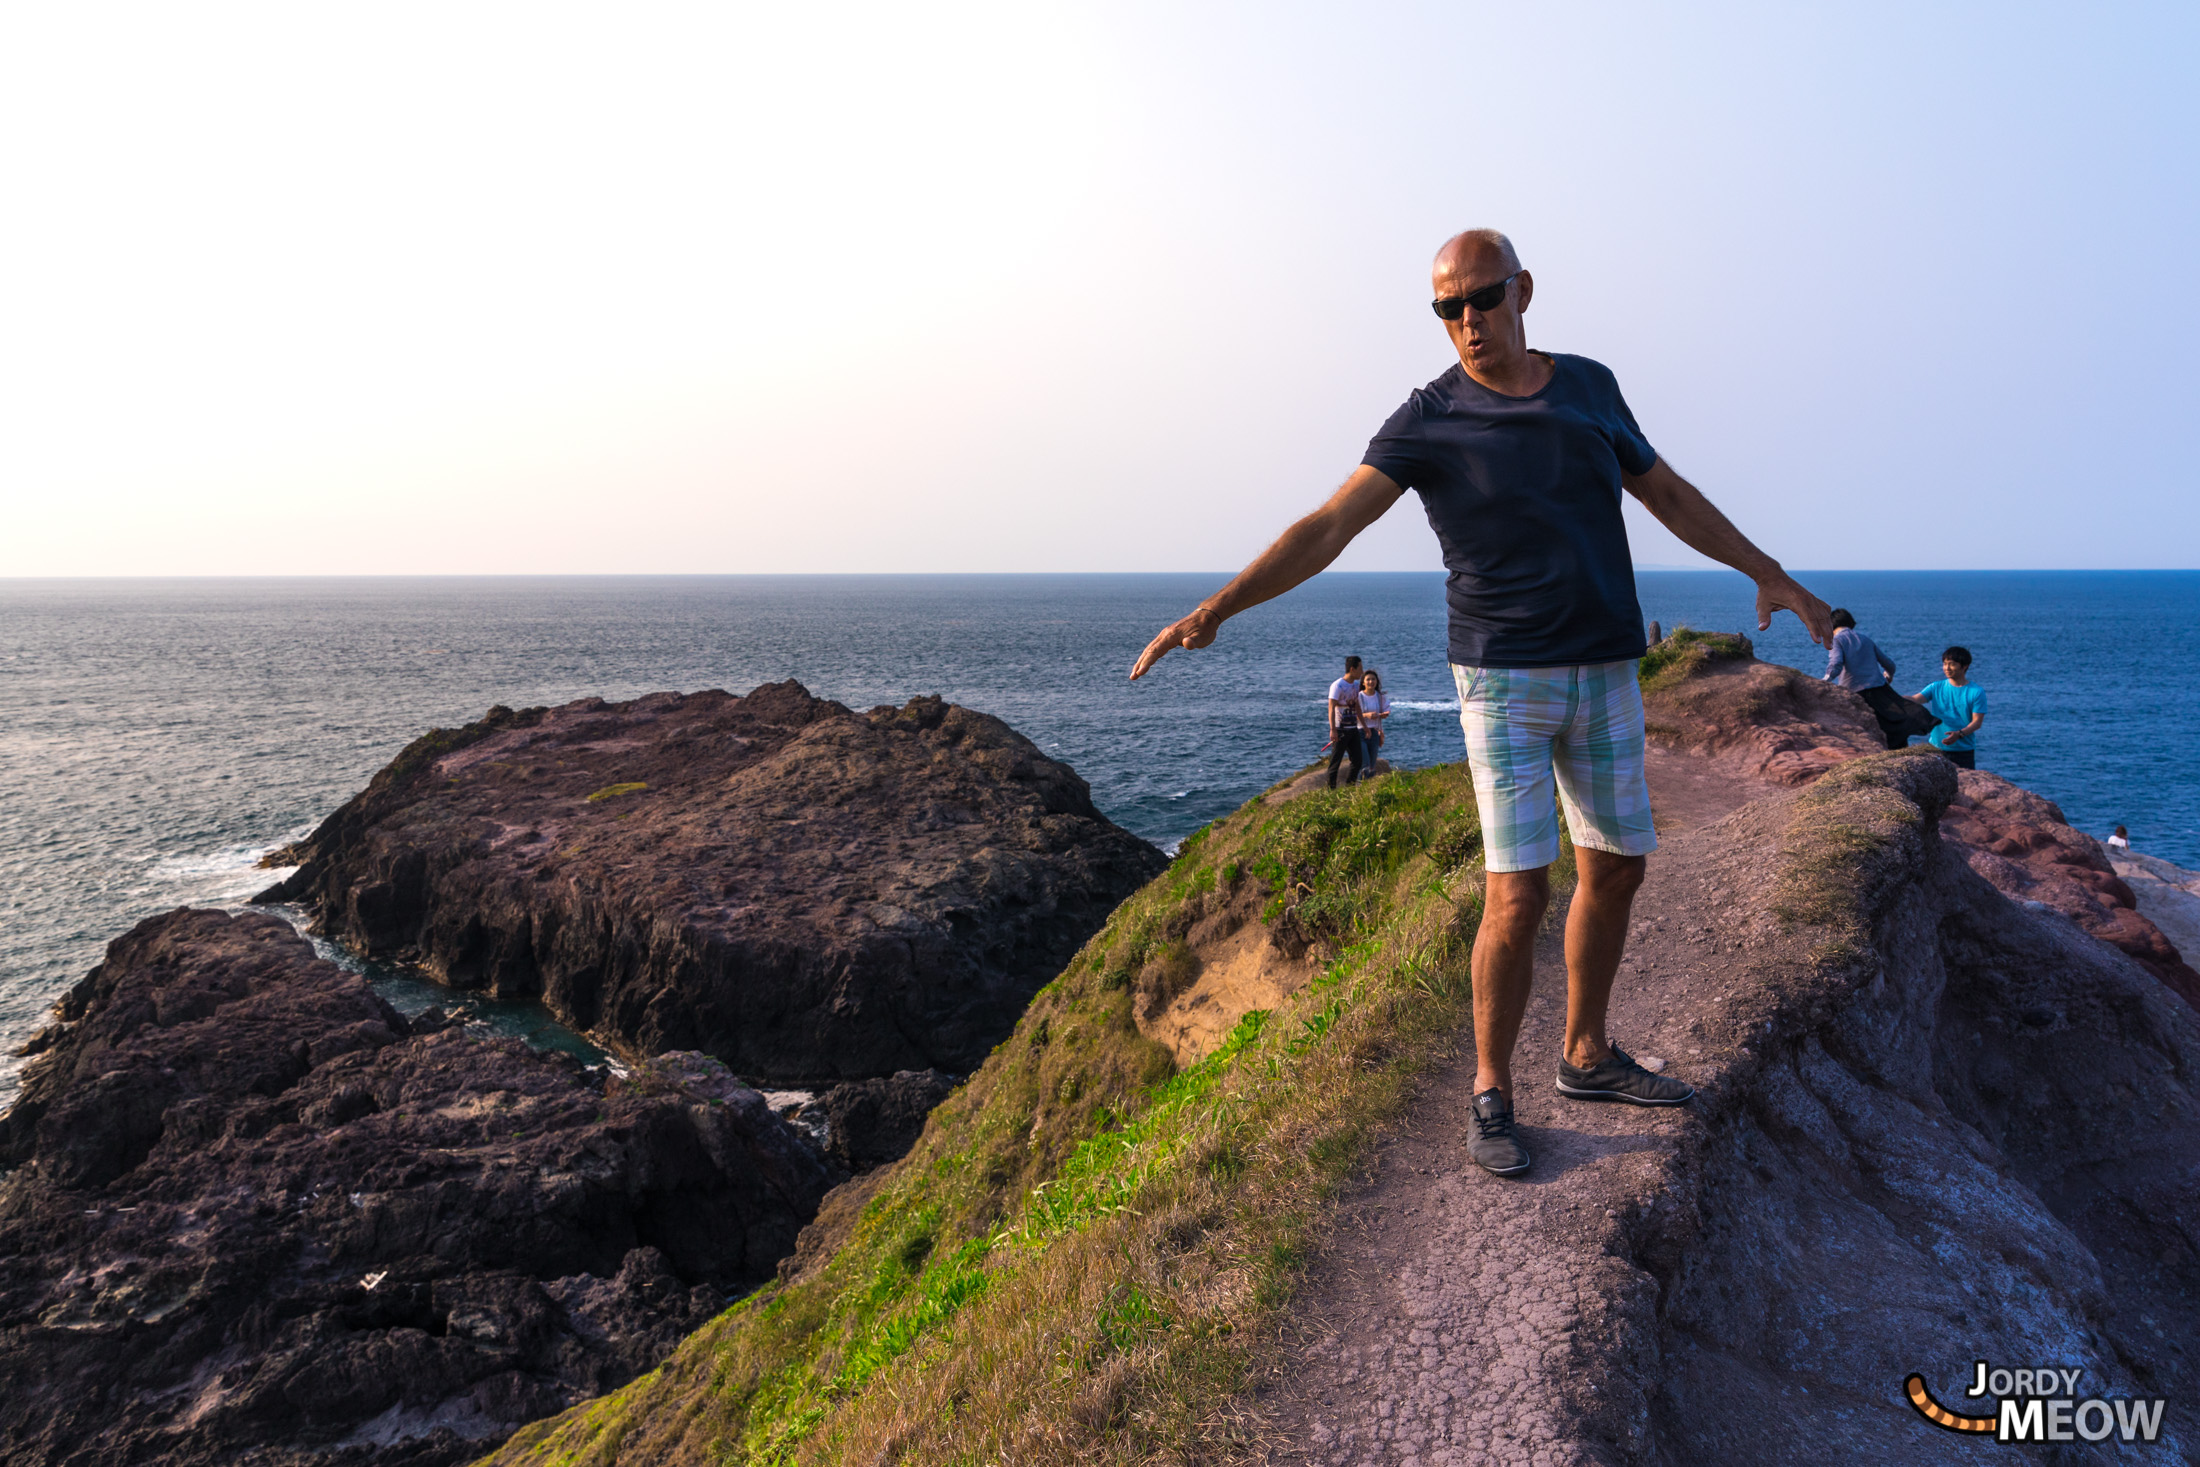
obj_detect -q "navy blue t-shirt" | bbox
[1362,353,1656,668]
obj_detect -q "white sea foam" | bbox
[147,845,294,905]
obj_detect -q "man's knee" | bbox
[1483,868,1551,933]
[1577,848,1647,900]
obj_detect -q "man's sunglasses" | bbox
[1430,272,1519,320]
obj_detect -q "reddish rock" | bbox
[0,908,833,1466]
[256,684,1166,1084]
[1943,769,2200,1006]
[1643,636,2200,1007]
[1639,631,1881,784]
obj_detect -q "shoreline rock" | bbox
[256,683,1167,1085]
[0,908,833,1466]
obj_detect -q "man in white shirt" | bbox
[1326,656,1367,788]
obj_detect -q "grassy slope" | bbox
[484,760,1571,1466]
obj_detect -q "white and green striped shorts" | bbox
[1452,659,1658,874]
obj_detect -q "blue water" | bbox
[3,571,2194,1105]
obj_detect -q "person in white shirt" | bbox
[2108,825,2130,850]
[1326,655,1367,787]
[1359,669,1392,772]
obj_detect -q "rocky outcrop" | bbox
[808,1068,961,1175]
[1638,630,1881,784]
[0,908,833,1466]
[1643,638,2200,1004]
[2114,849,2200,969]
[1943,769,2200,1005]
[256,683,1167,1084]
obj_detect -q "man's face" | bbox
[1433,254,1531,375]
[1943,657,1967,682]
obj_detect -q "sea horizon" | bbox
[5,567,2195,580]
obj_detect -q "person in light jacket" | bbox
[1822,608,1907,751]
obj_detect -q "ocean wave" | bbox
[149,831,308,904]
[1389,700,1460,712]
[151,844,282,883]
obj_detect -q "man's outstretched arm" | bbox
[1622,458,1834,646]
[1129,466,1404,679]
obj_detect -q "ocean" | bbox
[4,570,2195,1105]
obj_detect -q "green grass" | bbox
[584,782,649,803]
[1772,749,1939,935]
[482,762,1490,1467]
[1637,626,1753,692]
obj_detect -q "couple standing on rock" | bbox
[1823,613,1988,770]
[1324,656,1390,788]
[1132,228,1836,1177]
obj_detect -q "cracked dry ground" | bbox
[1249,750,1808,1466]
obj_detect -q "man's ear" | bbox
[1514,270,1534,313]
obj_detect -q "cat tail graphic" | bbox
[1904,1374,1996,1433]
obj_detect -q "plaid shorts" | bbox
[1452,660,1658,874]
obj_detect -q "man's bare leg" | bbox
[1471,866,1549,1098]
[1561,848,1647,1069]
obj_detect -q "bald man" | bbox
[1130,229,1832,1178]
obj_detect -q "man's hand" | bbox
[1754,572,1835,648]
[1130,607,1220,680]
[1126,466,1404,681]
[1624,459,1834,647]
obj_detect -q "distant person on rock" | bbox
[1913,646,1986,771]
[1821,608,1908,750]
[1326,655,1368,788]
[1130,228,1834,1177]
[2109,825,2131,850]
[1359,669,1392,771]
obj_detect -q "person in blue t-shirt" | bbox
[1912,645,1986,770]
[1128,227,1834,1179]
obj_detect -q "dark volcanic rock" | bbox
[0,908,833,1466]
[811,1068,960,1174]
[256,683,1167,1083]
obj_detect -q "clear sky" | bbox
[3,2,2194,575]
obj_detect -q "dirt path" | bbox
[1246,746,1777,1467]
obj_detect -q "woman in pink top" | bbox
[1358,669,1392,771]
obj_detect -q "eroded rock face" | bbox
[257,683,1167,1084]
[1643,645,2200,1005]
[0,909,832,1466]
[1650,756,2200,1462]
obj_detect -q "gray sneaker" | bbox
[1556,1043,1693,1106]
[1467,1089,1532,1176]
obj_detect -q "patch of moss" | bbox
[1771,749,1947,947]
[584,782,649,803]
[1637,626,1754,692]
